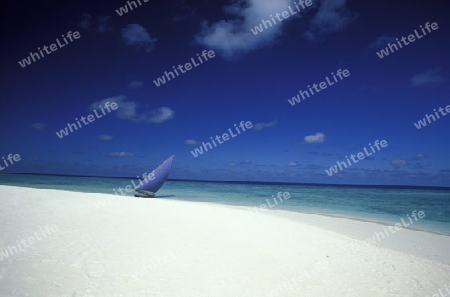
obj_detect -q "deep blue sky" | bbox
[0,0,449,186]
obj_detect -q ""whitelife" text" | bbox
[190,121,253,157]
[153,50,216,87]
[376,22,439,59]
[288,69,350,106]
[18,31,81,68]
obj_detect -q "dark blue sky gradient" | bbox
[0,0,449,186]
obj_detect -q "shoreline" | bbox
[2,183,449,236]
[161,195,448,234]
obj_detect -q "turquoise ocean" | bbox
[1,173,449,235]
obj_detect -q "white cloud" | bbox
[31,123,46,130]
[413,154,428,160]
[195,0,355,58]
[304,0,357,41]
[97,15,113,33]
[148,107,175,123]
[184,140,199,146]
[287,161,298,166]
[253,120,277,131]
[79,13,91,30]
[129,81,143,89]
[109,152,133,157]
[411,68,445,86]
[195,0,300,59]
[122,24,157,52]
[78,14,112,33]
[303,132,325,144]
[174,0,198,22]
[99,135,113,140]
[368,34,396,49]
[391,159,408,166]
[89,96,174,124]
[226,162,237,166]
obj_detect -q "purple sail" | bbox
[135,155,174,197]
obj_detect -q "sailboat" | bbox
[134,155,174,198]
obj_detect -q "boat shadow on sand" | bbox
[133,195,176,198]
[152,195,175,198]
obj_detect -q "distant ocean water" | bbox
[1,173,449,235]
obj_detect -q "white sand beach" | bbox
[1,185,449,297]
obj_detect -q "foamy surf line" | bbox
[1,185,449,297]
